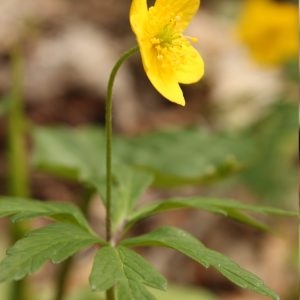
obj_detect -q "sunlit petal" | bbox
[143,46,185,105]
[154,0,200,31]
[130,0,148,35]
[175,43,204,84]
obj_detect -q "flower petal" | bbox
[130,0,148,35]
[154,0,200,32]
[140,44,185,105]
[175,43,204,84]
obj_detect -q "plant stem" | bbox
[8,46,29,300]
[105,46,139,300]
[54,258,73,300]
[8,45,29,198]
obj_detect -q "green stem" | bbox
[54,258,73,300]
[105,46,139,300]
[8,46,29,198]
[8,46,29,300]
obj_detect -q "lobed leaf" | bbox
[32,127,106,182]
[116,128,252,186]
[121,227,279,300]
[0,223,100,282]
[127,197,297,230]
[32,127,251,188]
[0,196,96,234]
[89,246,167,300]
[32,127,154,230]
[96,165,153,231]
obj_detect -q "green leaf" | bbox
[32,128,154,230]
[127,197,296,230]
[89,246,123,292]
[89,246,167,300]
[116,128,252,186]
[240,101,298,201]
[32,127,106,183]
[117,280,155,300]
[112,166,153,217]
[96,165,153,231]
[32,127,251,188]
[0,223,100,282]
[0,196,96,234]
[151,285,215,300]
[121,227,279,300]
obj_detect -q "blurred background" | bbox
[0,0,298,300]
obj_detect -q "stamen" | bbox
[151,37,160,44]
[185,35,198,43]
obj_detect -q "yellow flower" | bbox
[236,0,298,66]
[130,0,204,106]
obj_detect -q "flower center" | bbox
[146,7,198,69]
[150,32,197,69]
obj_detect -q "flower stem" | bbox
[105,45,139,300]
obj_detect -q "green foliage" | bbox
[126,197,296,230]
[0,223,100,282]
[32,115,297,202]
[1,116,295,300]
[32,126,251,187]
[0,197,96,234]
[240,101,297,201]
[151,285,215,300]
[0,191,292,299]
[121,227,279,300]
[32,127,106,182]
[96,165,154,231]
[115,128,251,186]
[89,246,167,300]
[64,285,215,300]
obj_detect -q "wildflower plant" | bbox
[0,1,296,300]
